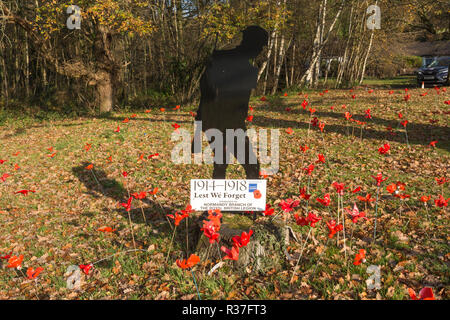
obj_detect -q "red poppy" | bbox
[294,213,309,226]
[345,204,367,223]
[299,187,311,200]
[26,267,44,279]
[378,143,390,155]
[278,199,300,213]
[176,254,200,269]
[98,226,117,233]
[318,121,325,132]
[122,118,130,123]
[332,182,346,195]
[372,173,387,186]
[232,230,253,248]
[0,160,6,164]
[167,211,189,226]
[79,263,93,275]
[352,186,361,193]
[434,195,449,208]
[435,177,447,185]
[260,96,267,101]
[316,193,331,206]
[344,112,352,120]
[201,220,220,243]
[286,127,294,135]
[300,145,309,153]
[85,164,94,170]
[148,153,159,159]
[114,126,120,133]
[246,115,254,122]
[1,173,10,182]
[173,105,181,110]
[357,193,375,203]
[326,220,343,239]
[408,287,435,300]
[120,197,133,212]
[221,245,239,261]
[304,164,315,175]
[419,195,431,203]
[429,141,438,147]
[316,154,325,163]
[7,255,23,268]
[253,190,262,199]
[306,212,322,227]
[15,190,36,196]
[172,123,181,130]
[301,100,308,109]
[263,204,274,216]
[0,251,12,260]
[353,249,366,265]
[400,120,408,127]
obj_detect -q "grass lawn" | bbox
[0,84,448,300]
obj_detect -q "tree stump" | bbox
[194,213,287,274]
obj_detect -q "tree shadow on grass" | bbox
[252,107,450,152]
[71,163,200,254]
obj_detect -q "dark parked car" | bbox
[416,56,450,86]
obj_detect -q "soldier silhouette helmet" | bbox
[236,25,269,58]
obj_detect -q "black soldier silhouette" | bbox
[193,25,268,180]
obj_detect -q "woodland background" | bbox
[0,0,448,114]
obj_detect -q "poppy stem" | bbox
[139,202,147,225]
[190,269,201,300]
[373,186,380,243]
[404,128,410,148]
[186,218,189,257]
[165,225,177,263]
[341,195,347,261]
[290,227,312,283]
[311,237,330,279]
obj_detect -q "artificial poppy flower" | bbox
[173,105,181,110]
[167,211,189,226]
[344,112,352,120]
[26,267,44,279]
[114,126,120,133]
[352,186,361,193]
[221,245,239,261]
[286,127,294,135]
[419,195,431,203]
[368,89,374,94]
[0,160,6,164]
[299,187,311,200]
[260,96,267,101]
[207,209,222,231]
[0,173,10,182]
[353,249,366,265]
[246,115,254,122]
[318,121,325,132]
[160,108,165,112]
[389,90,394,94]
[306,212,322,227]
[316,154,325,164]
[79,263,93,275]
[345,203,368,223]
[285,107,291,112]
[189,111,196,117]
[404,94,410,102]
[326,220,343,239]
[98,226,117,233]
[85,164,93,170]
[148,153,159,159]
[107,156,112,162]
[14,164,20,171]
[232,230,253,248]
[434,195,448,208]
[7,255,23,268]
[47,152,57,158]
[332,182,346,195]
[316,193,331,206]
[172,123,180,130]
[181,204,193,216]
[201,220,220,243]
[304,164,315,175]
[300,145,309,153]
[122,171,128,177]
[176,254,200,269]
[309,108,316,114]
[148,187,159,195]
[372,173,387,186]
[429,141,437,147]
[357,193,375,203]
[284,92,288,97]
[311,117,319,127]
[122,118,130,123]
[408,287,435,300]
[301,100,308,109]
[0,251,12,259]
[278,199,300,213]
[435,177,447,185]
[378,143,390,155]
[12,151,20,156]
[145,109,151,113]
[253,190,261,199]
[263,204,274,216]
[120,197,133,212]
[294,213,309,226]
[401,120,408,127]
[260,170,268,179]
[15,190,35,196]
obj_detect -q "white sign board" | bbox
[190,179,266,211]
